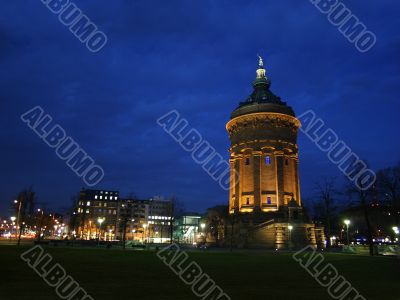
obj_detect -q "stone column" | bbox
[275,153,285,207]
[253,151,262,211]
[229,157,236,212]
[235,154,242,211]
[294,157,301,205]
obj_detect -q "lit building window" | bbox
[265,156,271,165]
[115,196,118,200]
[100,196,103,199]
[87,201,90,206]
[86,209,89,213]
[95,195,98,199]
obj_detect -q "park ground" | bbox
[0,244,399,300]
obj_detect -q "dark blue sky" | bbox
[1,0,399,214]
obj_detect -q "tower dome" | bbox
[231,55,295,119]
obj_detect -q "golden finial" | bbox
[256,54,266,79]
[258,54,264,68]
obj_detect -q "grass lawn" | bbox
[0,245,399,300]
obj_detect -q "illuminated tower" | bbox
[226,56,301,215]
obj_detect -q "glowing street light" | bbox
[97,217,105,245]
[288,225,293,249]
[393,226,399,235]
[142,223,148,244]
[10,217,16,239]
[344,220,351,245]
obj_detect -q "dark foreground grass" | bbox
[0,245,399,300]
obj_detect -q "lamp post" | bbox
[288,225,293,249]
[393,226,399,245]
[14,200,22,239]
[143,223,147,244]
[88,220,92,240]
[344,220,351,245]
[36,209,44,241]
[10,217,16,239]
[97,217,105,246]
[393,226,399,235]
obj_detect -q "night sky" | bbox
[1,1,399,214]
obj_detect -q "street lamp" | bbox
[393,226,399,235]
[88,220,92,240]
[97,217,105,245]
[143,223,148,244]
[344,219,351,245]
[36,209,45,241]
[10,217,16,239]
[288,225,293,249]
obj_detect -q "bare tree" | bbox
[376,163,400,226]
[314,177,339,247]
[345,181,375,256]
[16,187,36,246]
[68,193,80,237]
[168,196,185,244]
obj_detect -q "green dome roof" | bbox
[231,57,295,119]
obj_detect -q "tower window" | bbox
[285,159,289,166]
[245,158,250,165]
[265,156,271,165]
[246,197,250,205]
[267,197,271,205]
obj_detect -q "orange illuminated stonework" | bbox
[224,57,325,249]
[227,112,301,214]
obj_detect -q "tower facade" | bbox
[226,57,301,215]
